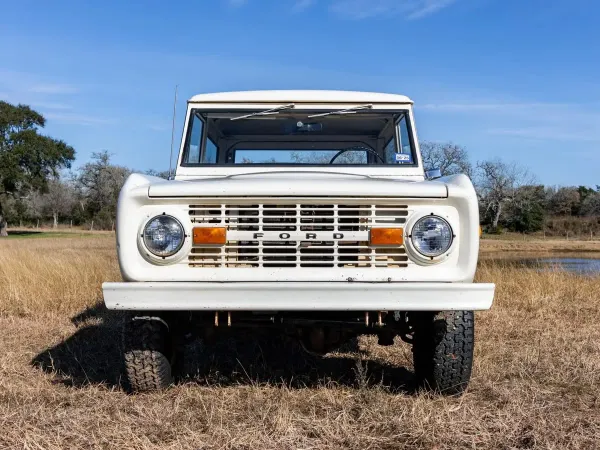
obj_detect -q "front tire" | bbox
[412,310,474,395]
[123,317,173,392]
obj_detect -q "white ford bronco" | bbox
[103,90,494,394]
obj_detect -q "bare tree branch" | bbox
[419,141,472,177]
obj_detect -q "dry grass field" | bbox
[480,235,600,254]
[1,233,599,449]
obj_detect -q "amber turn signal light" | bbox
[193,227,226,245]
[370,228,404,246]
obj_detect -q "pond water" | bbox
[480,251,600,275]
[529,258,600,275]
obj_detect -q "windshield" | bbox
[181,109,415,166]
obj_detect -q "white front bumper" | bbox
[102,282,494,311]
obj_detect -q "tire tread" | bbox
[123,319,172,392]
[412,310,474,395]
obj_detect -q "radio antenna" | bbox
[168,84,178,180]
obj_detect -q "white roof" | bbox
[188,90,413,104]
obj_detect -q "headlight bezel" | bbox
[139,213,188,264]
[405,213,456,264]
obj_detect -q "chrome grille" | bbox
[188,203,409,268]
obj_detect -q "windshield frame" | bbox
[175,103,425,179]
[179,107,418,169]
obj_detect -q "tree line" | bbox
[0,101,167,235]
[421,142,600,235]
[1,151,144,231]
[1,100,598,236]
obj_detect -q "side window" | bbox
[183,114,219,164]
[202,138,218,163]
[397,115,414,164]
[183,114,203,164]
[384,137,396,164]
[383,115,414,164]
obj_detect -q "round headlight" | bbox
[143,215,185,257]
[411,216,453,257]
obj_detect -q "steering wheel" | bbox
[329,146,386,165]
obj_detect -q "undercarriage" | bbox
[122,309,475,396]
[160,310,416,354]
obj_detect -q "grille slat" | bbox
[188,202,409,268]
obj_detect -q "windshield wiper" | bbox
[230,103,295,121]
[307,104,373,118]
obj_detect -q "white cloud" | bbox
[292,0,315,12]
[30,101,73,110]
[407,0,456,19]
[146,123,170,132]
[330,0,457,19]
[416,97,600,142]
[488,127,600,142]
[0,69,81,99]
[45,112,114,126]
[28,83,79,94]
[221,0,454,18]
[421,99,600,143]
[419,102,567,111]
[0,93,73,111]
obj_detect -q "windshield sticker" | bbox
[395,153,411,162]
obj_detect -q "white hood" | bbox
[148,172,448,198]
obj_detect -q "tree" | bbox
[547,186,580,216]
[290,150,366,164]
[419,141,472,177]
[1,196,28,227]
[239,156,278,164]
[575,186,598,215]
[25,190,45,227]
[504,185,546,232]
[77,151,131,229]
[476,159,534,230]
[0,101,75,236]
[145,169,170,179]
[580,192,600,216]
[42,179,77,228]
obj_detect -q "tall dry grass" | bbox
[0,235,121,316]
[0,235,599,448]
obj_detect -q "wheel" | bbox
[411,310,474,395]
[123,317,173,392]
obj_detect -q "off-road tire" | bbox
[123,318,173,392]
[412,310,474,396]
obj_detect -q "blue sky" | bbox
[1,0,599,186]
